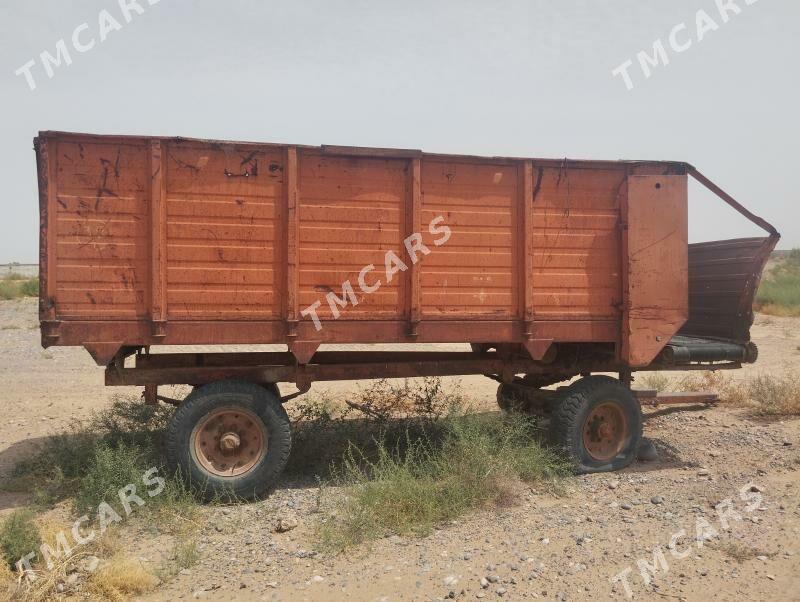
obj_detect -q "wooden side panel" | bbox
[41,132,723,356]
[622,174,689,366]
[53,139,150,318]
[297,154,406,318]
[532,167,624,319]
[420,159,518,317]
[164,142,284,319]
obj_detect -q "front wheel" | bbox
[166,380,291,501]
[548,375,641,473]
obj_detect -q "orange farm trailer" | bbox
[35,131,779,498]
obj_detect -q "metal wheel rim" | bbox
[582,401,628,462]
[191,407,267,477]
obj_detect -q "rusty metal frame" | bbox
[52,317,619,357]
[687,166,780,320]
[36,136,58,346]
[680,166,780,342]
[687,167,779,237]
[104,348,743,388]
[633,389,719,407]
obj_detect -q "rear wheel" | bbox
[166,380,291,501]
[496,383,527,412]
[496,373,576,413]
[549,375,641,473]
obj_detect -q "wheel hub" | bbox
[219,432,241,453]
[582,401,628,462]
[192,408,267,477]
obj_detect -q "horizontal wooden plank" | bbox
[57,265,145,286]
[167,267,277,286]
[167,222,277,242]
[56,194,147,216]
[57,216,147,239]
[55,287,145,305]
[57,241,144,260]
[165,144,284,195]
[533,273,620,288]
[421,272,514,288]
[300,205,400,224]
[421,208,511,228]
[422,251,513,268]
[167,245,276,262]
[299,226,401,245]
[167,197,278,220]
[167,289,277,306]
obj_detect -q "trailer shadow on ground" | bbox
[0,435,55,511]
[632,437,695,472]
[642,403,712,421]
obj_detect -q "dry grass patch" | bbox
[346,377,465,422]
[729,372,800,417]
[637,370,800,417]
[636,370,731,394]
[87,556,159,600]
[635,372,672,392]
[757,303,800,317]
[0,515,122,602]
[157,537,200,581]
[0,275,38,300]
[0,397,200,599]
[0,563,17,602]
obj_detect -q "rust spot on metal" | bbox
[170,154,201,173]
[532,166,543,202]
[240,151,258,166]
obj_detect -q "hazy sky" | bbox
[1,0,797,262]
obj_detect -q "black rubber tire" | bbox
[496,383,527,412]
[470,343,492,354]
[548,375,642,474]
[166,380,291,501]
[194,382,280,397]
[520,373,576,389]
[263,382,281,399]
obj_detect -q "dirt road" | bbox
[1,297,799,600]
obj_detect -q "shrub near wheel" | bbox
[166,380,291,501]
[549,375,642,473]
